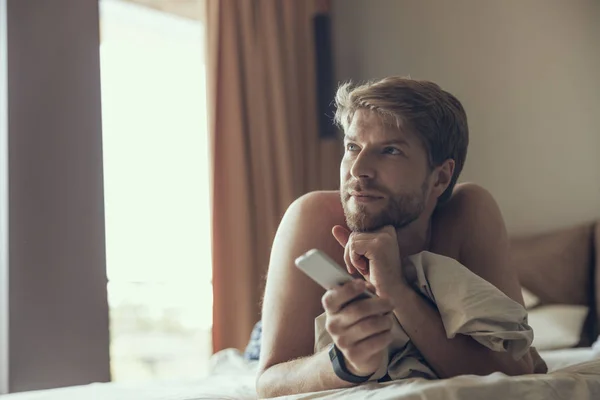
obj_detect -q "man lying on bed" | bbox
[256,77,545,398]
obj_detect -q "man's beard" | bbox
[341,180,429,232]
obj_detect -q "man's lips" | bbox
[349,192,384,203]
[350,191,384,199]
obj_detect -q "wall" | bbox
[0,0,9,393]
[333,0,600,235]
[6,0,110,392]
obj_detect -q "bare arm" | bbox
[257,348,354,398]
[256,192,354,398]
[387,185,533,378]
[389,288,532,378]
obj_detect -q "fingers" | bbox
[332,225,350,247]
[324,291,393,332]
[345,330,394,364]
[322,280,368,314]
[338,232,368,275]
[333,296,393,329]
[336,314,393,349]
[323,279,395,377]
[343,243,357,275]
[364,281,377,294]
[332,225,372,275]
[349,245,368,274]
[333,226,358,275]
[332,225,398,276]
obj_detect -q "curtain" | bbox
[206,0,341,352]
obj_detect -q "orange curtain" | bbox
[206,0,341,352]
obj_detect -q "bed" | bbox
[4,222,600,399]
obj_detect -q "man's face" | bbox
[340,109,433,232]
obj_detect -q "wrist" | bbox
[328,344,374,383]
[388,284,420,317]
[345,359,375,377]
[377,277,410,301]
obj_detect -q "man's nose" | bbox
[350,152,375,179]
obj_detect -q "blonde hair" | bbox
[334,76,469,204]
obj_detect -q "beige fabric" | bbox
[314,251,533,381]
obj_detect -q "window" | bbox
[99,0,211,382]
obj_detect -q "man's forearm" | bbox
[390,286,533,378]
[256,348,355,398]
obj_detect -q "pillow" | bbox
[528,305,589,351]
[522,287,541,309]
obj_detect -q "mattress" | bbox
[3,348,599,400]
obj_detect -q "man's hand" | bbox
[332,225,406,296]
[322,279,394,376]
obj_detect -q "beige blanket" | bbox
[314,251,533,381]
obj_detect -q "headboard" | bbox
[509,221,599,346]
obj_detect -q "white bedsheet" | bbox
[3,348,600,400]
[1,378,256,400]
[541,347,599,371]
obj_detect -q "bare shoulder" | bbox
[430,183,495,257]
[280,191,347,248]
[434,183,523,302]
[292,190,345,222]
[453,183,508,249]
[272,190,346,252]
[258,191,346,373]
[435,183,503,237]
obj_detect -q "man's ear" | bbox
[432,159,455,199]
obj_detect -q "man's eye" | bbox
[383,147,403,155]
[346,143,359,152]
